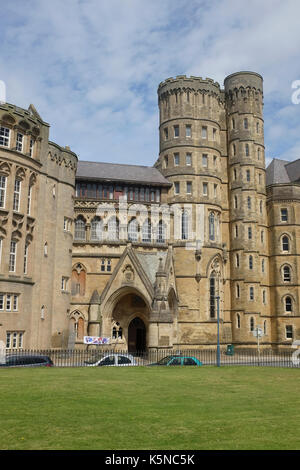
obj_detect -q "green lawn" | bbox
[0,366,299,450]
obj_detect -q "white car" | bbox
[86,353,138,367]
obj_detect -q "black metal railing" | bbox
[1,347,299,368]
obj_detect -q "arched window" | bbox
[236,283,240,298]
[209,212,215,241]
[243,118,248,129]
[108,217,119,241]
[250,317,255,331]
[232,143,236,156]
[262,290,266,304]
[264,320,267,335]
[128,218,138,242]
[234,195,238,209]
[283,265,291,282]
[112,327,117,339]
[157,220,166,244]
[257,148,261,160]
[285,296,292,312]
[282,235,290,252]
[236,313,240,329]
[236,253,240,268]
[71,264,86,296]
[91,217,102,241]
[74,217,86,241]
[181,210,189,240]
[70,311,85,341]
[142,219,151,243]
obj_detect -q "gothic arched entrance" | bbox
[128,317,146,353]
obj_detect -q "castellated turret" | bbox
[224,72,269,343]
[156,75,230,346]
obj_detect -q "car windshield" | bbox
[157,355,178,365]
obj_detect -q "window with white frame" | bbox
[0,126,10,147]
[142,219,151,243]
[281,235,290,252]
[185,125,191,137]
[202,154,208,167]
[100,258,112,272]
[16,133,23,152]
[0,175,6,208]
[128,218,138,242]
[6,294,11,311]
[285,296,292,312]
[202,126,207,139]
[0,293,18,312]
[202,182,208,196]
[13,179,21,212]
[13,294,18,311]
[6,331,24,349]
[280,208,288,222]
[174,125,179,138]
[174,182,180,195]
[283,265,291,282]
[9,240,17,272]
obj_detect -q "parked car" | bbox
[148,355,202,366]
[86,354,138,367]
[0,355,54,367]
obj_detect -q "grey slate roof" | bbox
[266,158,300,185]
[135,252,168,284]
[76,160,171,186]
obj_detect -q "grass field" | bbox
[0,366,299,450]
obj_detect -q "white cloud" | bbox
[1,0,300,165]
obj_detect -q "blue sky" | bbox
[1,0,300,167]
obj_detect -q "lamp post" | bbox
[216,295,220,367]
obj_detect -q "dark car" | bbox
[0,354,54,367]
[149,355,202,366]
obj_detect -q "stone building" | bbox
[0,71,299,351]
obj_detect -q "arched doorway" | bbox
[128,317,146,353]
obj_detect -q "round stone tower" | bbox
[224,72,269,344]
[156,75,230,347]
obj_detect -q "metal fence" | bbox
[1,347,300,368]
